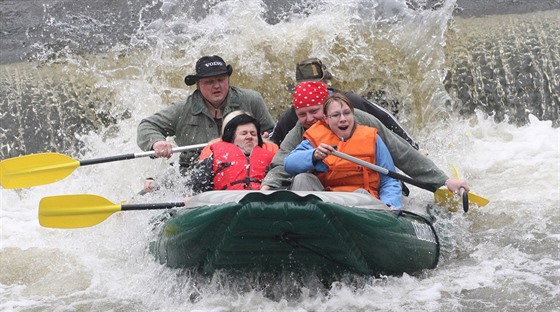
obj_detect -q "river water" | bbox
[1,0,559,311]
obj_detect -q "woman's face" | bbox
[325,100,354,140]
[233,123,258,154]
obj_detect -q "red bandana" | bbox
[292,81,328,110]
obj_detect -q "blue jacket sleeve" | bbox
[376,135,403,209]
[284,140,329,175]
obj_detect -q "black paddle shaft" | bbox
[384,170,437,192]
[121,202,186,211]
[461,187,469,213]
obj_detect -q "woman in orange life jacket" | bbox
[189,112,276,194]
[283,92,402,209]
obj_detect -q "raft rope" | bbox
[278,232,350,269]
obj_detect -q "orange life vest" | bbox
[210,141,275,190]
[303,122,381,198]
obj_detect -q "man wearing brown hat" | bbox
[137,55,275,168]
[268,58,418,149]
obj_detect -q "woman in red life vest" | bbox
[190,112,276,194]
[198,110,278,160]
[284,91,402,209]
[142,111,277,194]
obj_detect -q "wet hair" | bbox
[323,93,355,115]
[221,113,264,147]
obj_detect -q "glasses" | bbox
[327,110,353,120]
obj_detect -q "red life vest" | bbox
[210,141,275,190]
[200,140,278,160]
[303,121,381,198]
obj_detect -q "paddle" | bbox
[433,165,489,211]
[331,151,488,211]
[0,143,208,189]
[39,194,185,229]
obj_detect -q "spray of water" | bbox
[1,0,559,310]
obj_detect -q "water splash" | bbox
[1,1,559,310]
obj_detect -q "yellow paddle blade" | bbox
[434,188,490,211]
[439,165,490,211]
[39,194,121,229]
[451,164,461,179]
[0,153,80,189]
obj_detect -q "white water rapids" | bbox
[1,0,558,311]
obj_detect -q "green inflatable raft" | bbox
[152,190,439,277]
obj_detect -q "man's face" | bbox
[295,105,324,129]
[198,74,230,106]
